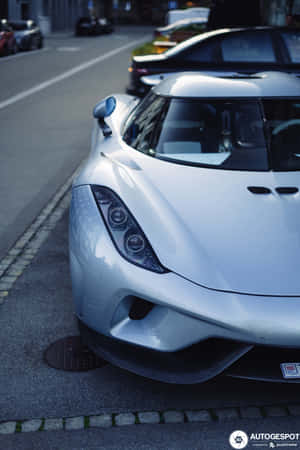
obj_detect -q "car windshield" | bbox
[152,99,268,170]
[264,99,300,171]
[124,97,300,171]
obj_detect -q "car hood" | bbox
[108,149,300,296]
[76,119,300,297]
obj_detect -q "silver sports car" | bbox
[69,72,300,384]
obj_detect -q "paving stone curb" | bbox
[0,404,295,435]
[0,164,82,303]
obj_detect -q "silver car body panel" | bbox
[70,183,300,351]
[70,73,300,365]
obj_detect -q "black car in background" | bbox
[127,27,300,96]
[75,17,114,36]
[8,20,43,51]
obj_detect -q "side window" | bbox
[180,39,217,62]
[123,95,166,153]
[221,32,276,63]
[280,31,300,63]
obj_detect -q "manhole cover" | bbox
[44,336,107,371]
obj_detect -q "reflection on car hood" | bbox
[110,149,300,296]
[133,54,166,63]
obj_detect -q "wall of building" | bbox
[6,0,89,32]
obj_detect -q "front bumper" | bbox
[70,185,300,382]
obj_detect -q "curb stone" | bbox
[163,411,185,423]
[65,416,84,431]
[0,162,81,304]
[21,419,42,433]
[0,422,16,434]
[138,412,160,424]
[0,403,293,435]
[90,414,112,428]
[115,413,136,426]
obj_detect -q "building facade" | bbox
[3,0,296,32]
[4,0,90,32]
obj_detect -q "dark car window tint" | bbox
[221,32,276,63]
[181,39,216,62]
[0,23,12,32]
[9,21,30,30]
[281,31,300,63]
[123,94,166,153]
[264,99,300,171]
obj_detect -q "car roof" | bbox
[153,72,300,98]
[164,26,287,58]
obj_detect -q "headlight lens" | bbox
[91,185,166,273]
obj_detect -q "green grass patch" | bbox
[132,41,159,56]
[132,37,169,57]
[84,416,90,429]
[39,419,45,431]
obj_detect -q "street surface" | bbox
[1,26,300,450]
[0,27,146,260]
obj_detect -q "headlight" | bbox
[91,186,167,274]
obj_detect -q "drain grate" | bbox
[44,336,107,371]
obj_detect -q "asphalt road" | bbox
[0,27,148,260]
[1,26,300,450]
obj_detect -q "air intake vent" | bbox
[129,297,154,320]
[247,186,272,194]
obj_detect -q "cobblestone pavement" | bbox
[0,404,299,436]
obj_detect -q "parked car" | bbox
[127,26,300,96]
[154,17,207,42]
[0,20,17,56]
[8,20,43,51]
[70,71,300,384]
[75,16,114,36]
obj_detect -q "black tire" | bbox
[38,37,43,49]
[11,41,18,54]
[29,37,38,51]
[25,38,33,51]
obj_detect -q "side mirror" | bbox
[93,96,116,137]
